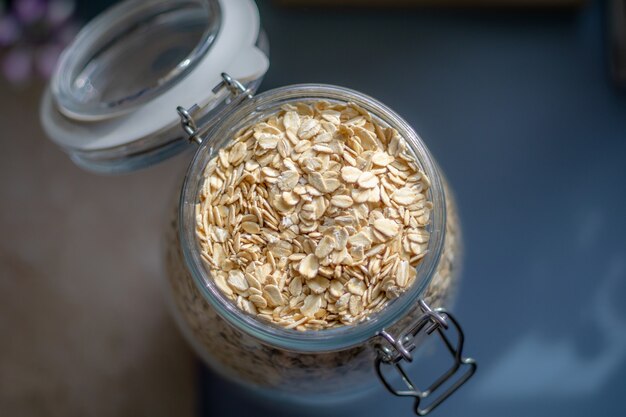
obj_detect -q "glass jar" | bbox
[40,0,476,415]
[165,83,474,412]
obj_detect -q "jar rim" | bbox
[179,84,447,352]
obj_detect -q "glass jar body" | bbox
[164,86,463,402]
[164,183,462,402]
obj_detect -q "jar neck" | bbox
[179,84,447,352]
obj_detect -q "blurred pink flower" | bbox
[0,0,79,85]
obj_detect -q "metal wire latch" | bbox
[375,300,477,415]
[177,73,252,145]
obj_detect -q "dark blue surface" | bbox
[199,1,626,416]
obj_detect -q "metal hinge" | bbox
[375,300,477,415]
[177,73,252,145]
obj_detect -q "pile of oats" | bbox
[195,101,433,331]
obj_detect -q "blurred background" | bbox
[1,0,625,416]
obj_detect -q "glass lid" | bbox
[41,0,270,174]
[52,0,222,121]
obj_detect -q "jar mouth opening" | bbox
[179,84,446,352]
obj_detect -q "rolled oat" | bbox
[195,102,435,330]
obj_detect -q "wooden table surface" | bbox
[0,82,197,417]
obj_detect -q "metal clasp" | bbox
[375,300,477,415]
[177,73,252,145]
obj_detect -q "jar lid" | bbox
[40,0,269,173]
